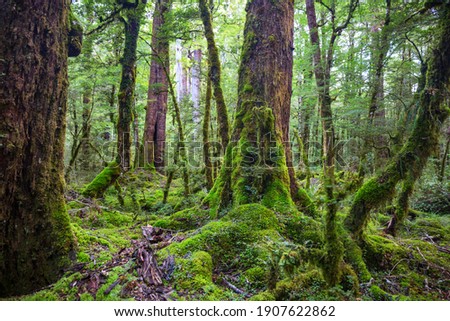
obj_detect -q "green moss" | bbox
[295,188,318,218]
[343,235,371,282]
[50,202,77,268]
[96,266,126,301]
[77,252,90,263]
[241,267,266,289]
[362,235,407,270]
[172,251,228,300]
[153,207,211,231]
[249,291,276,301]
[281,212,323,248]
[224,204,278,230]
[272,269,327,301]
[369,285,392,301]
[82,161,121,198]
[23,272,84,301]
[243,83,253,93]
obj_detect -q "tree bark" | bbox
[117,4,144,171]
[199,0,230,153]
[203,75,214,189]
[205,0,295,215]
[345,3,450,239]
[191,49,202,139]
[142,0,171,171]
[0,1,81,296]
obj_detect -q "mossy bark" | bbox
[117,4,145,171]
[0,1,79,296]
[203,75,214,190]
[199,0,230,153]
[345,3,450,239]
[142,0,171,172]
[81,161,121,198]
[204,0,296,215]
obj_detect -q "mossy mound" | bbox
[223,203,279,230]
[153,207,211,231]
[158,203,312,300]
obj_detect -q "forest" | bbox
[0,0,449,301]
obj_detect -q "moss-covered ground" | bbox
[7,170,449,301]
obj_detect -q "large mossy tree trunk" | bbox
[345,2,450,239]
[142,0,171,172]
[117,4,144,171]
[199,0,230,153]
[205,0,296,215]
[0,1,81,296]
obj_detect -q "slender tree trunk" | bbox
[191,49,202,139]
[175,39,185,104]
[159,50,190,199]
[203,75,214,189]
[360,0,391,173]
[345,3,450,239]
[0,1,81,296]
[199,0,230,153]
[142,0,171,172]
[205,0,295,215]
[439,135,450,182]
[305,0,359,285]
[117,4,144,171]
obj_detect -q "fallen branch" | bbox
[222,278,249,297]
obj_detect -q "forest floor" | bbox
[9,170,450,301]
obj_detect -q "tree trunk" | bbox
[191,49,202,140]
[175,39,185,104]
[360,0,391,174]
[205,0,295,215]
[345,3,450,239]
[117,4,144,171]
[0,1,81,296]
[305,0,358,285]
[199,0,230,153]
[142,0,171,171]
[203,75,214,189]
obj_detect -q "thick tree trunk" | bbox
[199,0,230,153]
[205,0,295,215]
[345,3,450,239]
[0,1,81,296]
[142,0,171,171]
[117,5,144,171]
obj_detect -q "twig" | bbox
[222,278,249,297]
[416,246,428,263]
[388,259,407,276]
[103,276,123,296]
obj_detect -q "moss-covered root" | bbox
[345,3,450,238]
[81,161,121,198]
[385,173,415,236]
[295,188,318,218]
